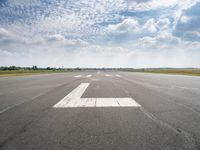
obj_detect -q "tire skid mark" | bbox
[0,121,32,149]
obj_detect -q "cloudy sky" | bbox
[0,0,200,68]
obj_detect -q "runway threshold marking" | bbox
[53,83,141,108]
[74,75,82,78]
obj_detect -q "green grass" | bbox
[141,69,200,76]
[0,70,68,77]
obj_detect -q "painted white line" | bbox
[96,98,119,107]
[85,98,96,107]
[55,97,140,108]
[116,98,141,107]
[54,83,141,108]
[74,75,82,78]
[91,78,99,81]
[86,74,92,78]
[115,74,121,77]
[78,98,96,107]
[105,74,111,77]
[54,83,89,108]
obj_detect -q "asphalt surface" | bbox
[0,71,200,150]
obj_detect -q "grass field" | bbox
[0,70,68,77]
[1,68,200,77]
[141,68,200,76]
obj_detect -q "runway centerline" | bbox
[74,75,82,78]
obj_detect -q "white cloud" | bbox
[0,28,89,53]
[127,0,199,12]
[107,17,171,35]
[0,28,26,44]
[127,0,179,12]
[1,0,200,68]
[7,0,41,6]
[0,28,12,37]
[107,18,139,34]
[44,34,89,47]
[1,41,200,68]
[34,13,83,35]
[1,25,200,68]
[171,0,200,29]
[143,19,157,33]
[180,15,191,23]
[0,28,15,41]
[156,18,171,30]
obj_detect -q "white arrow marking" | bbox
[53,83,141,108]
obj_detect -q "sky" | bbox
[0,0,200,68]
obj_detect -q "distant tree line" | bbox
[0,66,68,71]
[0,66,22,71]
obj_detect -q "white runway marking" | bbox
[116,74,121,77]
[105,74,111,77]
[86,75,92,78]
[54,83,89,108]
[91,79,99,81]
[54,83,141,108]
[74,75,82,78]
[116,98,140,107]
[96,98,119,107]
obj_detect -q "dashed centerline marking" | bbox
[74,75,82,78]
[86,75,92,78]
[53,83,141,108]
[116,74,121,77]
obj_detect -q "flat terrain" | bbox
[0,70,68,77]
[139,68,200,76]
[0,71,200,150]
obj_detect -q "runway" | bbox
[0,71,200,150]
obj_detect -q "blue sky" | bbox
[0,0,200,68]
